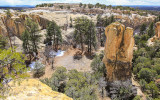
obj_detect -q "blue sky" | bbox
[0,0,159,6]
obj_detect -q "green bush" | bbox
[33,61,45,78]
[138,68,156,83]
[133,95,142,100]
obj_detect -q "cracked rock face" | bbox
[103,22,134,82]
[0,14,49,37]
[155,21,160,38]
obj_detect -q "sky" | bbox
[0,0,159,6]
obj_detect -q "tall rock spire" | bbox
[103,22,134,82]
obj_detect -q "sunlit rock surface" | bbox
[103,22,134,82]
[6,79,73,100]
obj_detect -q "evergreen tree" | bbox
[22,30,30,53]
[146,81,159,98]
[0,34,7,49]
[46,21,62,51]
[86,20,97,55]
[79,3,83,7]
[22,18,41,54]
[140,24,146,35]
[74,17,97,54]
[0,48,28,97]
[147,22,154,38]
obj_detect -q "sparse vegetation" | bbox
[0,48,28,97]
[32,61,45,78]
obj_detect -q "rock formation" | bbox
[6,79,73,100]
[149,21,160,43]
[103,22,134,82]
[155,21,160,38]
[0,14,49,37]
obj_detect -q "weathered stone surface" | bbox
[0,14,49,37]
[6,79,73,100]
[155,21,160,38]
[103,22,134,82]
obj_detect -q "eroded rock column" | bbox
[155,21,160,38]
[103,22,134,82]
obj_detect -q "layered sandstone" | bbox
[103,22,134,82]
[6,79,73,100]
[155,21,160,38]
[0,14,49,37]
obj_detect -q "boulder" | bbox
[6,79,73,100]
[103,22,134,82]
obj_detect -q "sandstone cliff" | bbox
[0,14,49,37]
[6,79,73,100]
[103,22,134,82]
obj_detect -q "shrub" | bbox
[138,68,156,83]
[33,61,45,78]
[110,80,136,100]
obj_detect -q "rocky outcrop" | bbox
[155,21,160,38]
[6,79,73,100]
[103,22,134,82]
[149,21,160,43]
[115,14,156,29]
[0,14,49,37]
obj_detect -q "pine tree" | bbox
[86,20,97,55]
[140,24,146,35]
[147,22,154,38]
[46,21,62,51]
[22,30,30,53]
[22,18,41,54]
[74,17,89,53]
[74,17,97,54]
[0,34,7,49]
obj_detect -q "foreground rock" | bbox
[103,22,134,82]
[6,79,72,100]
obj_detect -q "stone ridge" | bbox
[6,79,73,100]
[103,22,134,82]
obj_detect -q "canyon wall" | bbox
[0,14,49,37]
[103,22,134,82]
